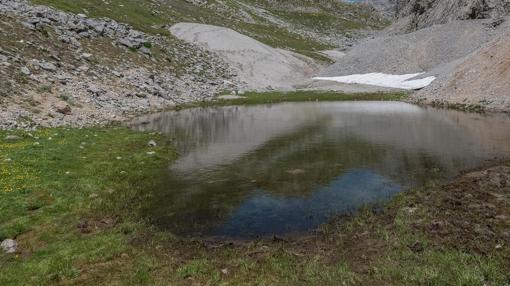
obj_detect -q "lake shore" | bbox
[1,106,509,285]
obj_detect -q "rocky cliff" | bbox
[395,0,510,30]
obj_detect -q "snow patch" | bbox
[313,73,436,90]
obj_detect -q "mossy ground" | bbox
[178,90,409,109]
[1,97,509,285]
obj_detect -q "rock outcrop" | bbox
[395,0,510,31]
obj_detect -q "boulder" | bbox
[1,239,17,254]
[38,61,57,72]
[54,101,72,115]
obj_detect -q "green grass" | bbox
[1,104,508,285]
[179,90,409,109]
[0,128,178,285]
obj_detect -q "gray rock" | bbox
[118,38,142,49]
[54,101,72,115]
[55,74,72,84]
[1,239,17,254]
[81,53,93,60]
[4,135,22,141]
[140,47,151,55]
[20,66,31,75]
[87,84,104,96]
[147,140,157,147]
[38,61,57,72]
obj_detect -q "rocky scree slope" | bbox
[389,0,510,111]
[170,23,322,91]
[394,0,510,31]
[0,0,237,129]
[32,0,390,57]
[318,19,500,76]
[0,0,389,129]
[415,32,510,111]
[316,0,510,112]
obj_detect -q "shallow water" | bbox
[130,101,510,238]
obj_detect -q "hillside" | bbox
[31,0,389,57]
[394,0,510,31]
[0,0,389,128]
[415,32,510,111]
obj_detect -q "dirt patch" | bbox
[410,165,510,254]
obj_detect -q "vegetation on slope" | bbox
[31,0,389,57]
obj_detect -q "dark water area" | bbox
[129,101,510,238]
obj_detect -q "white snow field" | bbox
[313,73,436,90]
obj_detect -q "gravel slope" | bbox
[414,32,510,111]
[170,23,322,91]
[319,19,501,77]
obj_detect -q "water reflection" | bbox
[129,102,510,238]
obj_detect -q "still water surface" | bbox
[130,102,510,238]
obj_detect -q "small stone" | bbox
[65,171,70,175]
[118,38,142,49]
[4,158,12,162]
[286,169,305,175]
[495,244,503,249]
[4,135,22,141]
[116,156,122,160]
[221,268,229,275]
[1,239,17,254]
[54,101,72,115]
[38,61,57,72]
[77,65,89,72]
[20,66,31,76]
[81,53,93,60]
[140,47,151,55]
[89,193,99,199]
[87,84,104,96]
[146,151,156,155]
[33,142,40,146]
[147,140,157,147]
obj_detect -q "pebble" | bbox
[147,140,157,147]
[20,66,31,75]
